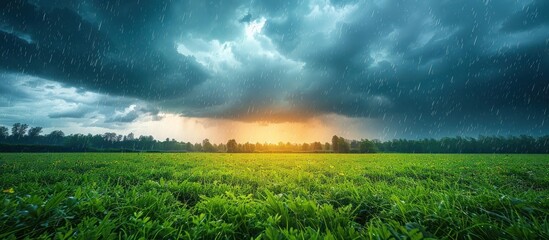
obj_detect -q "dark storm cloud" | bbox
[259,0,549,134]
[0,0,207,101]
[48,108,89,119]
[502,0,549,32]
[105,111,139,123]
[1,0,548,136]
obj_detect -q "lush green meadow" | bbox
[0,153,548,239]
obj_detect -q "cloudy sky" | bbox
[1,0,548,143]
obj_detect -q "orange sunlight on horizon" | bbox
[126,113,379,144]
[214,120,334,144]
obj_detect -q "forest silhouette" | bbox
[1,123,548,153]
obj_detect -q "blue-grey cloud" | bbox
[502,0,549,32]
[1,0,208,101]
[48,108,90,119]
[1,0,548,137]
[0,73,162,129]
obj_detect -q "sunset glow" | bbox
[1,0,548,143]
[118,113,379,144]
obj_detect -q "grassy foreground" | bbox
[0,153,548,239]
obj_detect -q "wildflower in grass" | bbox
[2,188,14,194]
[330,165,335,169]
[339,172,345,176]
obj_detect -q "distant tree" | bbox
[11,123,29,139]
[126,132,135,141]
[359,139,378,153]
[255,142,263,152]
[64,134,90,150]
[138,135,155,151]
[103,132,118,142]
[302,143,310,151]
[248,142,255,152]
[338,137,350,153]
[194,143,203,152]
[27,127,43,138]
[350,140,360,150]
[47,130,65,138]
[139,135,154,142]
[242,142,255,152]
[277,142,285,150]
[0,126,8,139]
[215,143,227,152]
[312,142,323,151]
[46,130,65,145]
[285,142,293,151]
[324,142,331,151]
[186,142,193,152]
[332,135,339,153]
[227,139,238,153]
[203,139,215,152]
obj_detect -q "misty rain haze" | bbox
[1,1,549,240]
[0,0,547,141]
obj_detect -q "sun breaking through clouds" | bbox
[1,0,548,142]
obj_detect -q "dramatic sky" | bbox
[1,0,548,143]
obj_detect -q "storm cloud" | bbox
[1,0,548,138]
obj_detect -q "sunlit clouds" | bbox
[1,0,548,142]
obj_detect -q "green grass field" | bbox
[0,153,548,239]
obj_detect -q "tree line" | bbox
[1,123,548,153]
